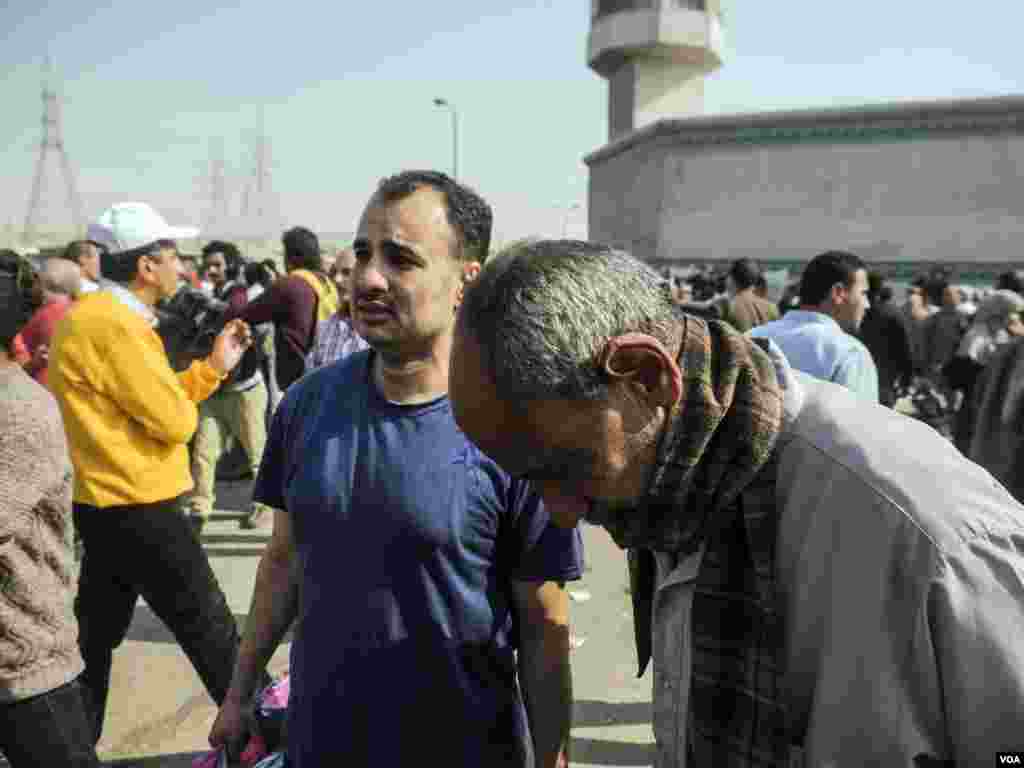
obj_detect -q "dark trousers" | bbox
[73,495,242,744]
[0,678,100,767]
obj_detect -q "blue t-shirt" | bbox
[253,351,584,768]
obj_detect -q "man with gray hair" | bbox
[14,257,82,387]
[449,239,1024,767]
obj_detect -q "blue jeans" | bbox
[0,678,100,767]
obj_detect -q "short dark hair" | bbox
[867,270,885,298]
[102,239,176,284]
[0,250,40,348]
[925,271,951,307]
[244,261,275,289]
[728,258,762,291]
[63,239,97,265]
[996,269,1024,295]
[375,170,492,264]
[799,250,867,306]
[282,227,322,272]
[202,240,244,281]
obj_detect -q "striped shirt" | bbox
[304,312,368,373]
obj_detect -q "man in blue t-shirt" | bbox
[210,171,583,768]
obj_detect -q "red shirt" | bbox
[18,296,73,387]
[9,335,29,365]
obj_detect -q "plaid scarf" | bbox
[589,315,783,552]
[591,316,789,766]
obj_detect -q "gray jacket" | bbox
[652,352,1024,767]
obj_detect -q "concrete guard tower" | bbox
[588,0,724,141]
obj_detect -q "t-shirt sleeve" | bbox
[503,477,584,583]
[252,388,294,511]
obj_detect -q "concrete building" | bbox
[585,3,1024,270]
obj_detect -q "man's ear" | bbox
[455,261,481,306]
[137,253,153,284]
[599,333,682,411]
[830,281,848,306]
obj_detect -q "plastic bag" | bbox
[256,674,290,714]
[191,749,228,768]
[252,674,290,752]
[239,733,269,766]
[191,739,272,768]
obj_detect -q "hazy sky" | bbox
[4,0,1024,243]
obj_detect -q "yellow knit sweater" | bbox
[50,291,223,507]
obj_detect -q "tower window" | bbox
[595,0,655,19]
[594,0,707,17]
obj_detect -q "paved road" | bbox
[98,480,655,767]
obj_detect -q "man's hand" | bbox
[25,344,49,376]
[209,689,252,761]
[209,319,253,376]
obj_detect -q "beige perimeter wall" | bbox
[587,96,1024,265]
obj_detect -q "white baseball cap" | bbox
[87,202,199,255]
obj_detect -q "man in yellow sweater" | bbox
[49,202,262,745]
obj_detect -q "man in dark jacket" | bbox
[859,272,914,407]
[962,337,1024,503]
[226,227,338,391]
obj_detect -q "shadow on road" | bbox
[125,606,294,646]
[201,532,268,544]
[574,699,651,727]
[571,699,655,766]
[571,736,654,766]
[212,473,254,514]
[124,607,251,644]
[106,751,206,767]
[202,547,268,557]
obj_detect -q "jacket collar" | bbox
[102,281,158,327]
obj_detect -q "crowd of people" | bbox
[670,256,1024,483]
[0,169,1023,767]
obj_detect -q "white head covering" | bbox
[957,289,1024,364]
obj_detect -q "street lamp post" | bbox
[433,98,459,179]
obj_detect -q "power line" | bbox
[201,138,230,237]
[23,57,83,243]
[240,134,280,239]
